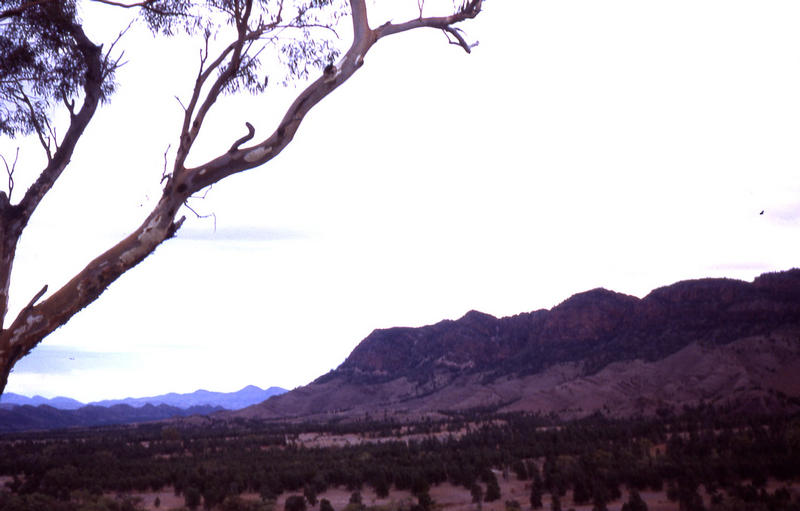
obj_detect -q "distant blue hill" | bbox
[0,393,84,410]
[90,385,288,410]
[0,385,287,411]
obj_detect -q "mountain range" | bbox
[3,270,800,431]
[231,268,800,421]
[0,385,286,411]
[0,394,84,410]
[88,385,287,409]
[0,385,288,431]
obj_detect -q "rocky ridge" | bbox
[234,269,800,420]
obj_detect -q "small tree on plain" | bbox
[414,491,434,511]
[471,482,483,510]
[285,495,307,511]
[621,490,648,511]
[185,487,202,511]
[260,484,278,504]
[484,477,501,502]
[320,499,335,511]
[303,485,318,507]
[530,484,542,510]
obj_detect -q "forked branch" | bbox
[1,148,19,200]
[174,2,281,171]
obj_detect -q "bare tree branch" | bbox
[443,26,477,53]
[12,88,53,161]
[24,285,48,310]
[62,93,76,118]
[174,0,279,173]
[374,0,482,52]
[102,20,134,82]
[161,144,172,183]
[90,0,159,8]
[229,122,255,153]
[88,0,187,17]
[0,148,19,200]
[45,122,59,153]
[174,34,247,170]
[183,187,217,232]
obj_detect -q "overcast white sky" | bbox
[3,0,800,402]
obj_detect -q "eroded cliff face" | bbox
[236,269,800,420]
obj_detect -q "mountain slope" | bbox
[233,269,800,420]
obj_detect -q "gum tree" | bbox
[0,0,484,394]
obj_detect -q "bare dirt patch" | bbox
[292,428,472,449]
[132,487,186,510]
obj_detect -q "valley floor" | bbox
[2,406,800,511]
[127,480,800,511]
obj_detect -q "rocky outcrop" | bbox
[235,269,800,420]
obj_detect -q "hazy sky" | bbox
[3,0,800,402]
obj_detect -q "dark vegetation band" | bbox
[1,405,799,511]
